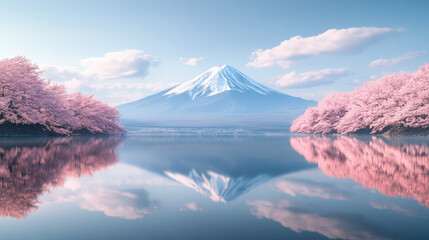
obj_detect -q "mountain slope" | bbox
[119,65,316,128]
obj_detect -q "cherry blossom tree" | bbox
[0,56,124,135]
[291,63,429,134]
[67,93,123,134]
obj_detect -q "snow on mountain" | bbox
[164,65,276,99]
[165,169,269,202]
[118,64,316,128]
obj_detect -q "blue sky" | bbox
[1,0,428,105]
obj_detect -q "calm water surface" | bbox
[0,134,428,240]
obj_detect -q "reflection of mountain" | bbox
[165,170,269,202]
[0,137,123,219]
[122,136,314,202]
[290,136,429,207]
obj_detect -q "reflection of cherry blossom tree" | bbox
[290,136,429,207]
[291,64,429,134]
[0,137,123,219]
[0,56,124,135]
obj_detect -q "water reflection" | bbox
[121,136,313,202]
[248,200,388,240]
[0,137,123,219]
[290,136,429,207]
[273,178,350,200]
[0,135,428,239]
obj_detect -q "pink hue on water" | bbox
[0,137,122,219]
[291,63,429,134]
[290,136,429,207]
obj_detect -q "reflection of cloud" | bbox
[80,188,156,220]
[180,202,203,211]
[274,179,349,200]
[41,163,170,219]
[290,136,429,208]
[165,169,268,202]
[248,200,388,240]
[86,163,179,187]
[369,202,418,216]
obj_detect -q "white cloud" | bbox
[370,74,379,79]
[180,202,203,211]
[42,49,158,82]
[179,57,204,66]
[42,65,81,81]
[63,78,82,90]
[81,49,158,80]
[248,27,402,68]
[274,179,349,200]
[248,200,388,240]
[369,50,426,67]
[275,68,349,88]
[40,50,177,105]
[88,82,179,91]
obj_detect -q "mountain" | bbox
[118,65,316,128]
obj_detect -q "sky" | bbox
[1,0,428,106]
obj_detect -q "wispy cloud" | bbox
[88,82,179,91]
[275,68,349,88]
[274,179,350,200]
[40,50,179,105]
[42,49,158,81]
[179,57,204,66]
[247,27,403,68]
[63,78,83,90]
[369,50,426,67]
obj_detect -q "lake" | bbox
[0,134,428,240]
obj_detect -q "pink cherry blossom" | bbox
[0,56,124,135]
[291,63,429,134]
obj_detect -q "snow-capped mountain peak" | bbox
[164,64,276,100]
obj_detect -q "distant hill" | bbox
[119,65,316,128]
